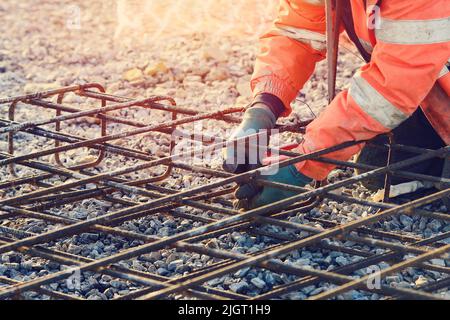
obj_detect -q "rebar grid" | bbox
[0,84,448,300]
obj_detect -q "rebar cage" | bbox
[0,83,448,300]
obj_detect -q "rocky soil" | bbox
[0,0,448,300]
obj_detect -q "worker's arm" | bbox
[224,0,327,173]
[251,0,327,116]
[296,0,450,181]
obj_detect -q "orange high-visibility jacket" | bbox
[251,0,450,180]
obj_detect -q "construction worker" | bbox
[224,0,450,210]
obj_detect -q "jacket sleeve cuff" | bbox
[251,93,286,119]
[250,75,297,117]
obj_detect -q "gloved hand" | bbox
[223,103,276,173]
[234,163,312,210]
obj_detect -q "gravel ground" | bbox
[0,0,448,300]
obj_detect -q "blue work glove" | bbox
[223,104,276,173]
[234,164,312,210]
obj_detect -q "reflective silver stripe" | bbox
[349,73,409,129]
[359,38,374,53]
[376,17,450,45]
[303,0,325,5]
[274,25,327,51]
[439,66,449,78]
